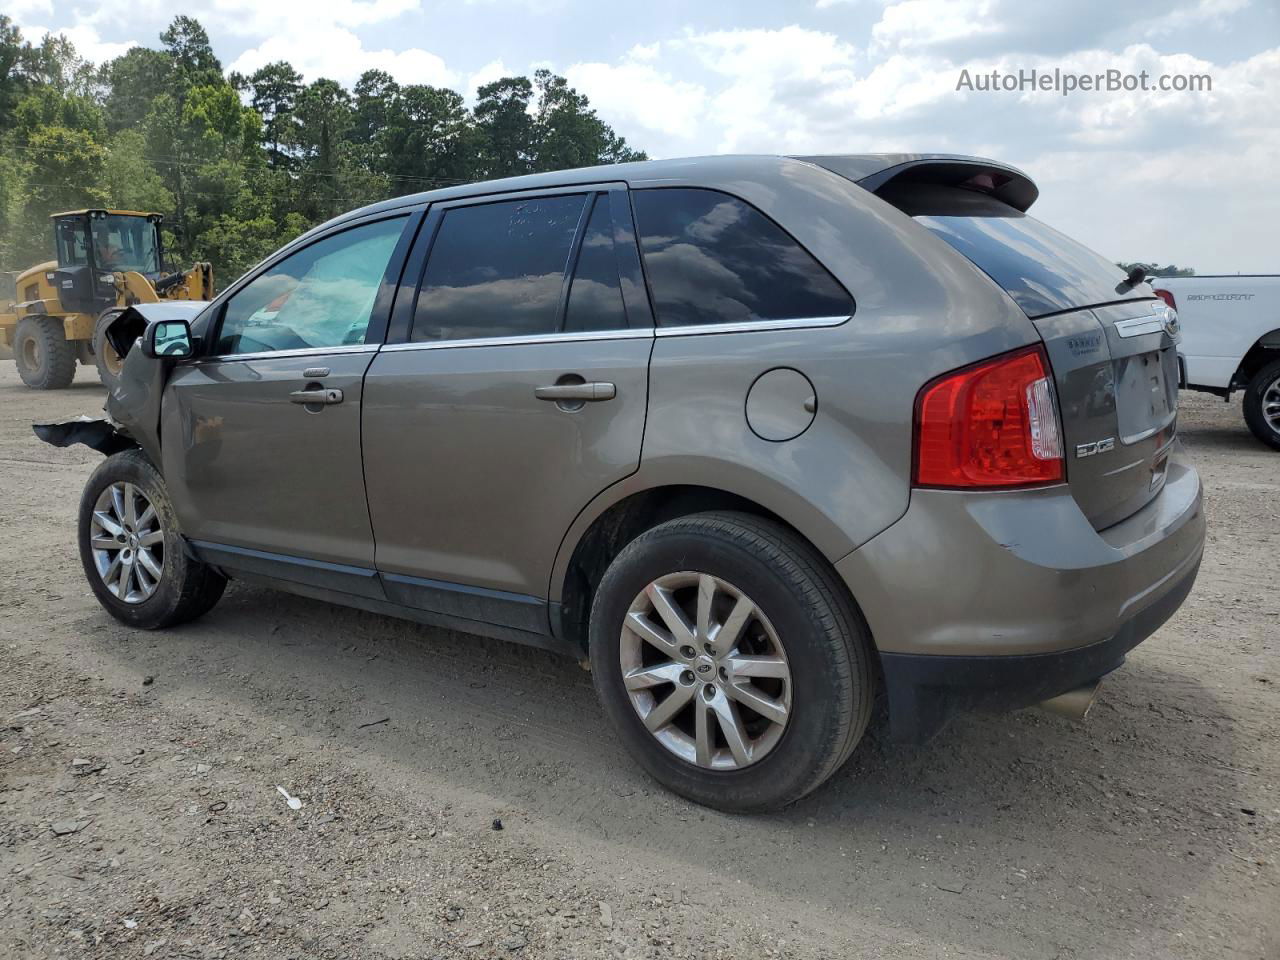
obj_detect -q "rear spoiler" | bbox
[794,154,1039,212]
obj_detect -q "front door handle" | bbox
[289,387,344,405]
[534,382,616,402]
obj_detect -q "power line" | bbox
[5,140,475,188]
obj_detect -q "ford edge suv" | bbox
[40,154,1205,812]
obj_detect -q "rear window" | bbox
[882,184,1137,317]
[631,187,853,328]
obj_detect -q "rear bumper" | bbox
[875,554,1198,741]
[836,445,1205,742]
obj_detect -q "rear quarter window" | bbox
[631,187,853,328]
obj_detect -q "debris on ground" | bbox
[275,786,303,810]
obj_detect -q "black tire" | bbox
[1242,358,1280,452]
[13,315,76,389]
[589,511,875,813]
[92,308,127,391]
[78,449,226,630]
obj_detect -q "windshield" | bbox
[89,215,162,274]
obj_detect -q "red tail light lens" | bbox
[914,345,1065,488]
[1153,288,1176,310]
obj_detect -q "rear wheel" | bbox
[78,449,226,629]
[13,315,76,389]
[92,308,127,391]
[1243,359,1280,452]
[589,511,875,812]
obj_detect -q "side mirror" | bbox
[141,319,193,360]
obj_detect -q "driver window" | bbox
[216,216,406,355]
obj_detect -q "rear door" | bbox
[891,185,1178,528]
[361,186,653,628]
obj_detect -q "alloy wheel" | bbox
[1264,375,1280,435]
[619,571,792,770]
[90,482,164,604]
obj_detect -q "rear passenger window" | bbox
[412,195,587,342]
[631,188,853,328]
[564,194,627,333]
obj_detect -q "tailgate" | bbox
[1035,300,1179,529]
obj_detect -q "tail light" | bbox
[1153,288,1176,310]
[914,345,1064,488]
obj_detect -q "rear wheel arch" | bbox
[1234,328,1280,385]
[553,483,870,654]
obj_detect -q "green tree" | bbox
[0,15,31,132]
[0,15,649,284]
[9,127,107,264]
[249,61,303,168]
[352,69,398,146]
[144,82,262,261]
[100,46,173,134]
[473,76,535,179]
[160,16,222,91]
[22,33,98,98]
[101,129,172,213]
[531,69,646,172]
[375,84,478,192]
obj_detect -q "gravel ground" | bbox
[0,361,1276,960]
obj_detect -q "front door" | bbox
[161,214,413,575]
[362,187,653,629]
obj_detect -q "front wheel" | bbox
[1242,359,1280,452]
[589,511,875,813]
[78,449,226,629]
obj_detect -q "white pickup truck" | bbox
[1153,275,1280,451]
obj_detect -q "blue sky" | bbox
[16,0,1280,271]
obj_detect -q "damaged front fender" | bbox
[32,301,207,465]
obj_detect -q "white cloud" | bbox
[22,23,138,64]
[627,42,661,62]
[229,26,455,87]
[871,0,1004,51]
[1145,0,1251,36]
[204,0,420,38]
[7,0,52,20]
[564,60,707,139]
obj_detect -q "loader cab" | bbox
[51,210,165,314]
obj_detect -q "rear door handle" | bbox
[534,382,616,402]
[289,387,344,405]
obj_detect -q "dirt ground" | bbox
[0,360,1276,960]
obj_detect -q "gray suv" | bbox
[41,154,1205,812]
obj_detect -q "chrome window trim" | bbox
[655,315,852,337]
[376,315,853,352]
[380,328,653,352]
[194,343,381,364]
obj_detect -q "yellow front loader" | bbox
[0,209,213,389]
